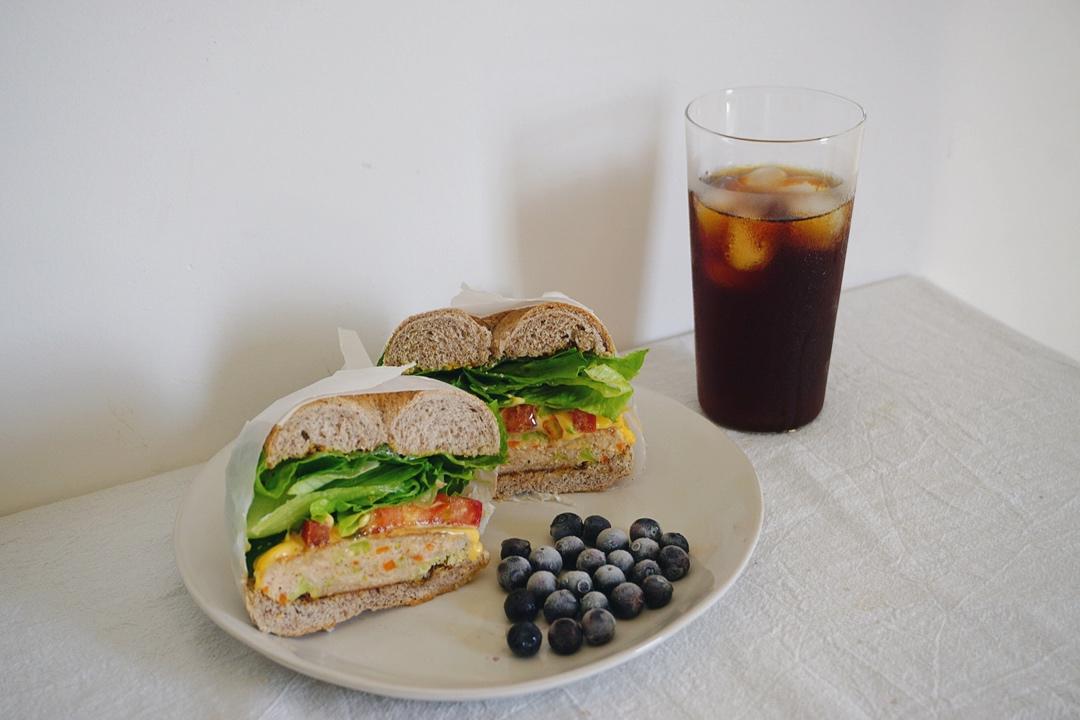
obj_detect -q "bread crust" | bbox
[383,301,615,373]
[494,446,633,498]
[262,388,500,469]
[490,302,615,360]
[382,308,492,370]
[244,552,490,637]
[378,300,629,496]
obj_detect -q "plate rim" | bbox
[174,386,763,702]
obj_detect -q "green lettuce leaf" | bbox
[255,451,383,499]
[246,445,503,540]
[421,349,647,419]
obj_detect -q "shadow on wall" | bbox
[503,95,662,348]
[2,100,665,516]
[193,292,389,455]
[187,98,665,494]
[4,361,168,515]
[3,273,405,517]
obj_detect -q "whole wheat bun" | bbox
[244,552,489,637]
[382,301,615,372]
[262,388,501,470]
[381,301,632,497]
[381,308,494,371]
[495,446,633,498]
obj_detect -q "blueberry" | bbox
[497,556,532,591]
[580,608,616,646]
[642,575,673,608]
[629,559,662,585]
[506,621,542,657]
[576,548,607,574]
[582,515,611,545]
[630,537,660,562]
[629,518,662,542]
[658,545,691,581]
[526,570,557,602]
[529,545,563,575]
[504,588,539,622]
[609,582,645,619]
[557,570,593,598]
[606,549,635,575]
[501,537,532,560]
[543,589,580,622]
[550,512,584,540]
[659,532,690,553]
[555,536,586,567]
[547,617,583,655]
[595,527,630,554]
[580,590,610,613]
[592,564,626,595]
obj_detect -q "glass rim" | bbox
[685,86,867,144]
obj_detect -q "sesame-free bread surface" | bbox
[262,388,500,470]
[382,308,493,370]
[382,301,615,373]
[494,448,633,498]
[489,303,614,360]
[379,300,631,497]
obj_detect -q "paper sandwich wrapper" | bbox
[449,284,594,318]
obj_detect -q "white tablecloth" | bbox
[4,277,1079,718]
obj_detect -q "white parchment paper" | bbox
[449,284,596,318]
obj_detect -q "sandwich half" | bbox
[382,301,646,498]
[242,386,503,636]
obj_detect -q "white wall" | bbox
[3,1,1065,515]
[922,0,1080,362]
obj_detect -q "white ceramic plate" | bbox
[174,386,763,701]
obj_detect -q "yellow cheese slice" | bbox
[252,533,304,590]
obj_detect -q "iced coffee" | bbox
[689,165,852,430]
[684,88,864,431]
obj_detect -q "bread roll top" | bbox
[489,303,614,360]
[382,301,615,372]
[262,388,500,469]
[381,308,492,370]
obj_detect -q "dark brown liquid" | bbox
[688,166,852,431]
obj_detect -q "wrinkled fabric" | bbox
[2,277,1079,719]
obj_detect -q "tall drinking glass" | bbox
[685,87,865,431]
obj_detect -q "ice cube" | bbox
[692,193,730,250]
[725,216,777,271]
[730,192,774,220]
[696,184,742,216]
[778,180,825,194]
[741,165,787,190]
[788,202,851,251]
[784,190,842,220]
[702,184,772,220]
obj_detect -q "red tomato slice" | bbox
[363,494,483,535]
[300,519,330,547]
[570,409,597,433]
[501,404,538,433]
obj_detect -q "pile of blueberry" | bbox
[498,512,692,657]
